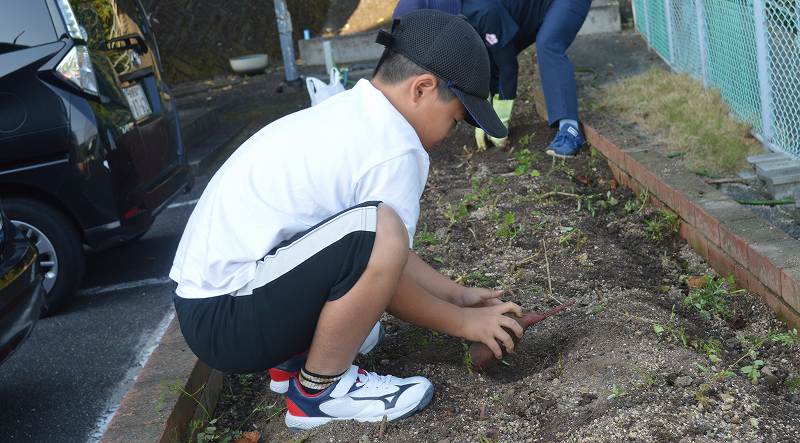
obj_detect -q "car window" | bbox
[0,0,58,50]
[70,0,154,79]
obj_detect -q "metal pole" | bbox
[752,0,774,143]
[664,0,676,65]
[642,0,652,48]
[694,0,709,87]
[274,0,299,82]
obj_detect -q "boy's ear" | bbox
[411,74,438,103]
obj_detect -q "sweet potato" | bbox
[468,300,576,371]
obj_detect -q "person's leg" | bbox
[536,0,591,127]
[303,203,408,376]
[284,203,434,430]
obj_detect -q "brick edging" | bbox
[101,317,224,443]
[532,89,800,328]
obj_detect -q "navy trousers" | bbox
[535,0,592,127]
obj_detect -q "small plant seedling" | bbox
[786,377,800,393]
[683,275,741,320]
[414,227,439,247]
[634,368,656,388]
[457,270,493,287]
[644,209,680,242]
[462,342,474,374]
[496,211,521,240]
[557,226,587,251]
[514,148,542,176]
[645,306,690,348]
[770,328,798,346]
[607,384,627,400]
[549,157,576,178]
[625,189,650,213]
[740,359,765,383]
[699,338,723,365]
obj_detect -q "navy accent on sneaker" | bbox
[546,123,585,158]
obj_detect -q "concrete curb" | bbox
[533,90,800,328]
[101,318,224,443]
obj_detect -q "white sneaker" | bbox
[268,321,384,394]
[284,365,433,430]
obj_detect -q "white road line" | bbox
[78,276,173,296]
[167,198,200,209]
[87,310,176,443]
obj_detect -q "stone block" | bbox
[747,152,792,166]
[578,0,622,35]
[755,159,800,178]
[298,31,384,66]
[763,173,800,200]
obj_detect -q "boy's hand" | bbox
[458,303,524,359]
[458,287,504,307]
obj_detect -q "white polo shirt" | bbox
[169,79,429,299]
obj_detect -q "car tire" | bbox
[4,198,85,316]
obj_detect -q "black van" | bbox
[0,0,192,313]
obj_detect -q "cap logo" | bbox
[484,33,498,45]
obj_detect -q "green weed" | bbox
[514,148,542,177]
[770,328,799,346]
[786,377,800,393]
[558,226,587,251]
[683,275,742,320]
[644,209,680,242]
[625,189,650,213]
[607,384,627,400]
[414,226,439,247]
[496,211,522,240]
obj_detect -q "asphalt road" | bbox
[0,175,211,442]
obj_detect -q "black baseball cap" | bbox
[374,9,507,139]
[393,0,461,17]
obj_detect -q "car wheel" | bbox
[4,198,85,316]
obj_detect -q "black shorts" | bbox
[173,201,379,374]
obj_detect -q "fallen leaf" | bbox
[686,275,707,288]
[608,179,618,190]
[235,431,260,443]
[576,175,591,185]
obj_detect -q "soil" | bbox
[203,40,800,443]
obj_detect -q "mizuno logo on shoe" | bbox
[352,383,416,409]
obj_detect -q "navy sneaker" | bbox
[284,365,434,430]
[546,123,585,158]
[269,321,385,394]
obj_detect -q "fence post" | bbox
[274,0,299,83]
[642,0,652,44]
[694,0,710,87]
[664,0,676,64]
[752,0,774,143]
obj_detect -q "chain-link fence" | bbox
[632,0,800,159]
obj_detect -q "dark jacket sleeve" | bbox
[490,43,519,100]
[462,0,521,99]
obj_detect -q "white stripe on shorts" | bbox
[232,204,378,296]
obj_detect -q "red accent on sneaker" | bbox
[268,368,296,382]
[285,398,307,417]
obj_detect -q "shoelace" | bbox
[355,370,394,391]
